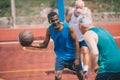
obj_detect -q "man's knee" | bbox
[81,46,89,54]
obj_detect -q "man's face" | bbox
[75,1,84,17]
[75,8,83,17]
[49,15,60,29]
[79,24,88,34]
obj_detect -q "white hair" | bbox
[78,14,92,27]
[75,0,85,7]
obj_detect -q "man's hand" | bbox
[94,66,98,73]
[73,58,79,69]
[83,71,91,80]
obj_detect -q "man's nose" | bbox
[54,20,59,23]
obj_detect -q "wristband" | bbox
[83,65,88,71]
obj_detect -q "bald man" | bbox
[66,0,92,75]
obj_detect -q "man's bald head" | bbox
[74,0,85,17]
[75,0,85,9]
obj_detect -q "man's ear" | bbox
[49,20,51,24]
[48,19,52,24]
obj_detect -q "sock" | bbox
[83,65,88,71]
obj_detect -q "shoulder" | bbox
[86,7,92,15]
[83,7,90,13]
[66,8,75,22]
[67,8,75,16]
[69,8,75,14]
[48,24,53,29]
[84,7,91,11]
[84,30,98,42]
[84,30,97,37]
[63,22,70,27]
[48,25,54,33]
[63,22,72,31]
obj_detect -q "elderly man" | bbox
[66,0,92,75]
[78,14,120,80]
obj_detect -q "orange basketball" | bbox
[18,30,34,46]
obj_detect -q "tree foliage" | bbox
[0,0,120,17]
[0,0,10,16]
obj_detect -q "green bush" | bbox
[0,0,120,17]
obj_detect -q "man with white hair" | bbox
[78,15,120,80]
[66,0,92,76]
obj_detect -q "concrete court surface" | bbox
[0,22,120,80]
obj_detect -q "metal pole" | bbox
[57,0,64,22]
[11,0,16,28]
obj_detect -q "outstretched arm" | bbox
[31,28,50,48]
[84,31,99,72]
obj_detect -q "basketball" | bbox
[18,30,34,46]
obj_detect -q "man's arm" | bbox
[69,26,80,60]
[66,12,72,23]
[84,31,98,71]
[31,28,50,48]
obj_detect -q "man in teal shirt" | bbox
[78,14,120,80]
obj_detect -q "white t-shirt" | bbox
[69,7,88,42]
